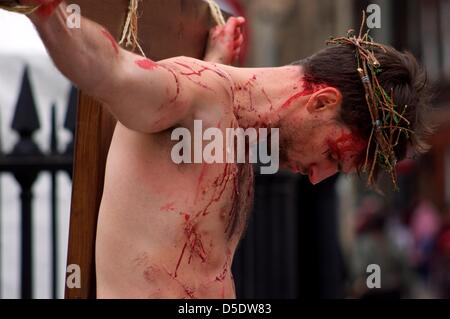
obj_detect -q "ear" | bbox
[306,87,342,114]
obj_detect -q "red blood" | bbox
[183,286,196,299]
[174,242,187,278]
[174,62,213,91]
[163,266,197,298]
[176,62,228,79]
[195,163,233,219]
[280,91,307,109]
[100,29,119,55]
[135,58,158,70]
[261,88,273,111]
[224,163,250,235]
[160,202,175,212]
[215,249,232,298]
[235,75,257,112]
[174,214,207,277]
[175,62,208,77]
[187,227,207,264]
[173,62,228,91]
[32,0,62,17]
[173,164,248,276]
[171,121,254,277]
[193,160,249,236]
[240,75,256,91]
[194,164,208,204]
[327,132,367,166]
[280,81,323,109]
[215,249,231,282]
[160,66,180,104]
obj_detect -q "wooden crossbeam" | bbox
[65,0,223,299]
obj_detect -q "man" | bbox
[11,0,432,298]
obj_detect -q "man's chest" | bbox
[108,121,255,237]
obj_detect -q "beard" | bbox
[277,130,291,167]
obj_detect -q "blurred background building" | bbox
[0,0,449,299]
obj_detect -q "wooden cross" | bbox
[65,0,226,299]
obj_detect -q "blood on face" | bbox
[326,131,367,171]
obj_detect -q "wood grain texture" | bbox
[65,0,223,299]
[66,94,116,299]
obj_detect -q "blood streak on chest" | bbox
[172,213,207,278]
[194,164,209,204]
[172,161,253,279]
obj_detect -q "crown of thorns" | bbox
[326,12,414,191]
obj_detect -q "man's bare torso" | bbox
[95,66,255,298]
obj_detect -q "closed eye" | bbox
[323,149,343,173]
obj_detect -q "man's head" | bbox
[281,43,433,187]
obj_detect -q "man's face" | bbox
[280,87,367,184]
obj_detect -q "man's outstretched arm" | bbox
[21,0,226,133]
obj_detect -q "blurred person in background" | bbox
[430,205,450,298]
[409,200,441,280]
[349,195,414,298]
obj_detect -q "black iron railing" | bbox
[0,67,76,299]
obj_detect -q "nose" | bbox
[308,163,338,185]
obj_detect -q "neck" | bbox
[220,64,310,129]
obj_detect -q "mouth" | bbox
[285,161,308,175]
[295,163,308,175]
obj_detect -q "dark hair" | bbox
[293,44,434,184]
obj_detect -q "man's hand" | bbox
[204,16,245,65]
